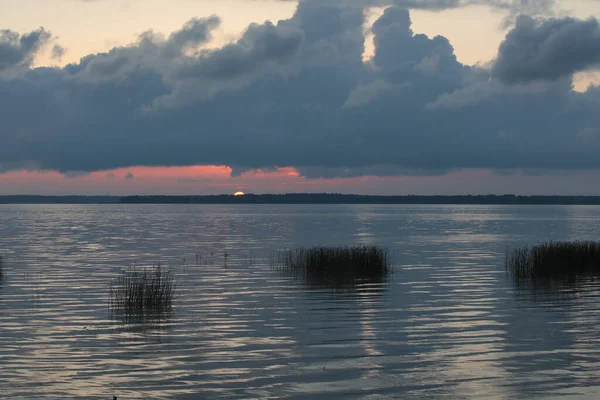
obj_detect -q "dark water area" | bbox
[0,204,599,399]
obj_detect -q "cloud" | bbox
[283,0,556,17]
[493,15,600,84]
[297,165,450,178]
[342,79,406,108]
[0,27,52,71]
[50,44,66,61]
[395,0,555,17]
[154,20,304,107]
[71,16,220,83]
[371,5,463,80]
[426,80,496,109]
[125,172,134,180]
[1,5,600,179]
[162,16,221,58]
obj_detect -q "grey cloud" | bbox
[392,0,462,10]
[74,16,220,82]
[0,28,52,71]
[63,170,88,178]
[68,15,304,107]
[150,1,365,108]
[273,1,366,70]
[284,0,556,21]
[297,165,451,178]
[426,82,496,109]
[51,44,66,60]
[0,161,39,173]
[125,172,134,180]
[493,15,600,84]
[80,0,558,22]
[371,5,464,83]
[150,20,304,108]
[372,6,413,38]
[162,16,221,57]
[343,79,406,108]
[426,76,569,109]
[497,0,556,27]
[173,21,303,81]
[1,7,600,179]
[394,0,555,16]
[74,40,154,82]
[81,51,131,79]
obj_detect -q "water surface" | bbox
[1,204,599,399]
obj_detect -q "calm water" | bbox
[1,204,600,399]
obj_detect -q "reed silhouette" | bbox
[507,241,600,279]
[272,245,391,289]
[109,265,175,323]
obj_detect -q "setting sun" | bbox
[234,191,245,196]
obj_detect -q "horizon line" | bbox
[3,193,600,197]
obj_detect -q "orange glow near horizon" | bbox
[98,165,234,179]
[234,191,245,196]
[0,165,305,195]
[2,165,599,196]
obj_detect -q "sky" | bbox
[1,0,600,195]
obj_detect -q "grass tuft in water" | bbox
[109,265,175,319]
[272,245,391,288]
[507,241,600,279]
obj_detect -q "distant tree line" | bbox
[0,195,120,204]
[118,194,600,205]
[4,194,600,205]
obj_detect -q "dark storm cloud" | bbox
[1,3,600,178]
[0,28,52,71]
[493,15,600,84]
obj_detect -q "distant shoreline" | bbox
[2,194,600,205]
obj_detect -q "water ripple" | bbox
[0,204,599,399]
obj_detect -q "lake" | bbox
[1,204,600,399]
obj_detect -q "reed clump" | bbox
[272,245,391,288]
[109,265,175,317]
[507,241,600,279]
[0,255,4,281]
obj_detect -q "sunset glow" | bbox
[234,191,245,196]
[1,166,598,196]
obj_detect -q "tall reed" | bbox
[109,265,175,317]
[507,241,600,279]
[272,245,391,287]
